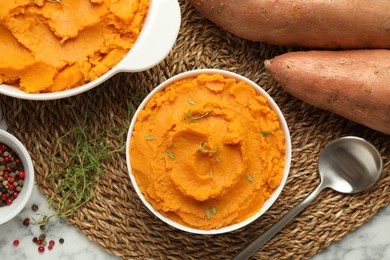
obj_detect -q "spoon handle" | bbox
[233,183,326,260]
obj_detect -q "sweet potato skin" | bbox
[190,0,390,49]
[265,50,390,135]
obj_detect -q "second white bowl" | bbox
[0,0,181,100]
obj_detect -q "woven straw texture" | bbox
[1,1,389,259]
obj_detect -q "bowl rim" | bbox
[0,0,181,101]
[126,68,292,235]
[0,129,35,225]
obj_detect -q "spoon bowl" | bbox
[234,136,383,260]
[318,136,383,194]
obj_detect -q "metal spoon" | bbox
[234,136,383,260]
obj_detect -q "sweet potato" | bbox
[189,0,390,49]
[264,49,390,135]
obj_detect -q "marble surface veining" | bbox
[1,111,390,260]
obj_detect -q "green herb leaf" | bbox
[261,131,271,137]
[206,208,211,219]
[197,141,217,153]
[246,174,254,183]
[211,206,217,215]
[144,135,154,140]
[184,110,210,124]
[47,105,124,220]
[167,151,175,159]
[188,98,196,105]
[215,156,221,163]
[169,142,176,148]
[209,170,213,178]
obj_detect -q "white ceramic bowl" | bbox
[0,0,181,101]
[126,69,292,235]
[0,129,34,225]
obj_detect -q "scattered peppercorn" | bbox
[59,238,64,244]
[38,246,45,253]
[31,204,39,212]
[49,240,55,246]
[22,217,30,226]
[38,234,46,241]
[36,239,42,245]
[13,240,19,247]
[33,237,37,243]
[39,225,45,230]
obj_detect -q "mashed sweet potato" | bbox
[130,73,286,230]
[0,0,149,93]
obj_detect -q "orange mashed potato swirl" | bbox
[130,73,286,230]
[0,0,149,93]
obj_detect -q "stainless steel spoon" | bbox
[234,136,383,260]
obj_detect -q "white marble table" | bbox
[1,112,389,260]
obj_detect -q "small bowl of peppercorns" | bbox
[0,129,34,225]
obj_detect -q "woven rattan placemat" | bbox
[1,1,389,259]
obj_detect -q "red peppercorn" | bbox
[3,173,9,180]
[48,245,53,251]
[1,194,8,201]
[13,240,19,247]
[38,246,45,253]
[17,171,25,180]
[49,240,55,246]
[3,156,11,163]
[22,217,30,226]
[6,198,13,205]
[36,239,42,245]
[8,184,14,190]
[8,177,15,183]
[12,192,18,198]
[5,166,12,173]
[0,144,7,150]
[14,158,21,164]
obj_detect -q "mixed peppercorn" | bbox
[0,143,25,207]
[12,204,65,253]
[1,143,66,253]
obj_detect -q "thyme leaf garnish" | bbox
[188,98,196,105]
[167,150,175,159]
[197,141,217,153]
[144,135,154,140]
[206,206,217,219]
[246,174,254,183]
[184,110,210,124]
[261,131,271,137]
[206,208,211,219]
